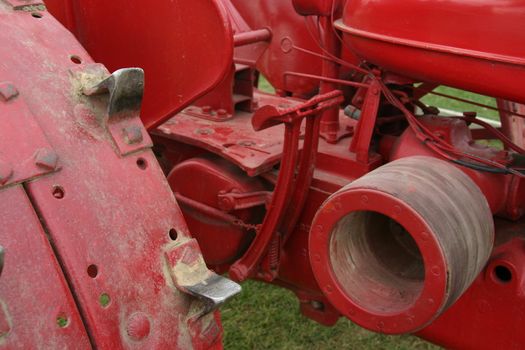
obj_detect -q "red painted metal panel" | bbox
[0,186,90,348]
[46,0,234,130]
[338,0,525,103]
[0,5,223,348]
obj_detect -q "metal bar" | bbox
[234,28,272,47]
[284,71,369,89]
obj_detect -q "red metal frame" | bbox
[10,0,525,348]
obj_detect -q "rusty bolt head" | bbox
[0,82,19,102]
[126,312,151,341]
[34,148,59,170]
[195,128,214,136]
[0,161,13,186]
[238,140,255,147]
[122,125,143,145]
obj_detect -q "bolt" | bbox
[201,106,212,114]
[34,148,59,170]
[218,196,234,211]
[280,37,293,53]
[310,300,324,311]
[195,128,214,136]
[126,312,151,341]
[0,82,19,102]
[217,109,228,118]
[238,140,255,147]
[122,125,143,145]
[0,161,13,186]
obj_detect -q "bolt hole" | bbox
[136,158,148,170]
[56,315,69,328]
[31,12,43,18]
[52,186,65,199]
[87,264,98,278]
[169,229,178,241]
[494,265,512,283]
[99,293,111,308]
[70,55,82,64]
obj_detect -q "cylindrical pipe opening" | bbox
[330,211,424,314]
[310,156,494,334]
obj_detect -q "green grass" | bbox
[225,79,498,349]
[421,86,498,120]
[222,281,439,350]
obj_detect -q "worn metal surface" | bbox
[31,0,525,348]
[0,3,231,348]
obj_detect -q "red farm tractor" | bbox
[1,0,525,348]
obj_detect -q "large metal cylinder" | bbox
[309,156,494,334]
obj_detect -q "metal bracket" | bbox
[83,68,153,156]
[164,238,241,317]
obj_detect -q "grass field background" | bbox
[220,78,498,349]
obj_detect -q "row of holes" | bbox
[29,12,84,67]
[37,8,85,327]
[54,158,149,327]
[52,158,148,200]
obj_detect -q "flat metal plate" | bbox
[0,186,90,348]
[155,92,304,177]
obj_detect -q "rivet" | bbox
[0,82,19,102]
[201,106,212,114]
[360,195,369,204]
[217,109,228,117]
[126,312,151,341]
[34,148,59,170]
[280,37,293,53]
[122,125,143,145]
